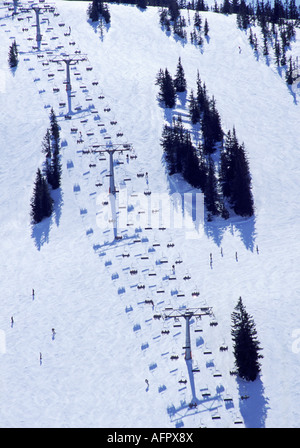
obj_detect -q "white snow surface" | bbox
[0,0,300,428]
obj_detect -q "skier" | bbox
[11,316,14,327]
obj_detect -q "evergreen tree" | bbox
[201,96,223,154]
[204,18,209,36]
[188,90,200,124]
[48,108,62,189]
[30,169,53,224]
[274,38,281,65]
[49,108,60,142]
[174,57,187,92]
[87,0,110,23]
[285,56,294,84]
[156,68,176,108]
[87,0,99,21]
[194,11,202,30]
[231,297,263,381]
[41,128,52,184]
[137,0,147,9]
[231,141,254,216]
[8,40,18,68]
[263,35,269,56]
[220,129,254,217]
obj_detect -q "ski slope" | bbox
[0,0,300,428]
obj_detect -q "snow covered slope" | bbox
[0,0,300,428]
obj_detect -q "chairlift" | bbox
[175,255,183,264]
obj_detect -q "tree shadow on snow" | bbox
[237,376,269,428]
[31,189,63,250]
[204,215,256,251]
[31,217,52,251]
[167,172,257,251]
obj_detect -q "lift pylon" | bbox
[162,307,213,360]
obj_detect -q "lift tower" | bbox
[162,307,213,360]
[84,142,132,239]
[90,142,132,197]
[50,54,88,93]
[19,3,56,44]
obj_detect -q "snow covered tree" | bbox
[231,297,263,381]
[174,57,186,92]
[30,169,53,224]
[8,40,18,69]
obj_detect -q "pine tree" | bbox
[156,68,176,108]
[137,0,147,9]
[204,18,209,36]
[231,297,263,381]
[49,108,60,142]
[8,40,18,68]
[41,129,52,184]
[220,129,254,217]
[30,169,53,224]
[274,38,281,65]
[285,56,294,84]
[87,0,110,23]
[231,142,254,216]
[174,57,187,92]
[188,90,200,124]
[48,108,62,189]
[87,0,99,21]
[204,157,219,216]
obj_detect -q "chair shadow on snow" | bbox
[31,188,63,250]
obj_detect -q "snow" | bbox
[0,0,300,428]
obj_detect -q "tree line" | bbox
[156,62,254,220]
[30,109,62,225]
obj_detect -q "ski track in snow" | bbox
[0,0,300,428]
